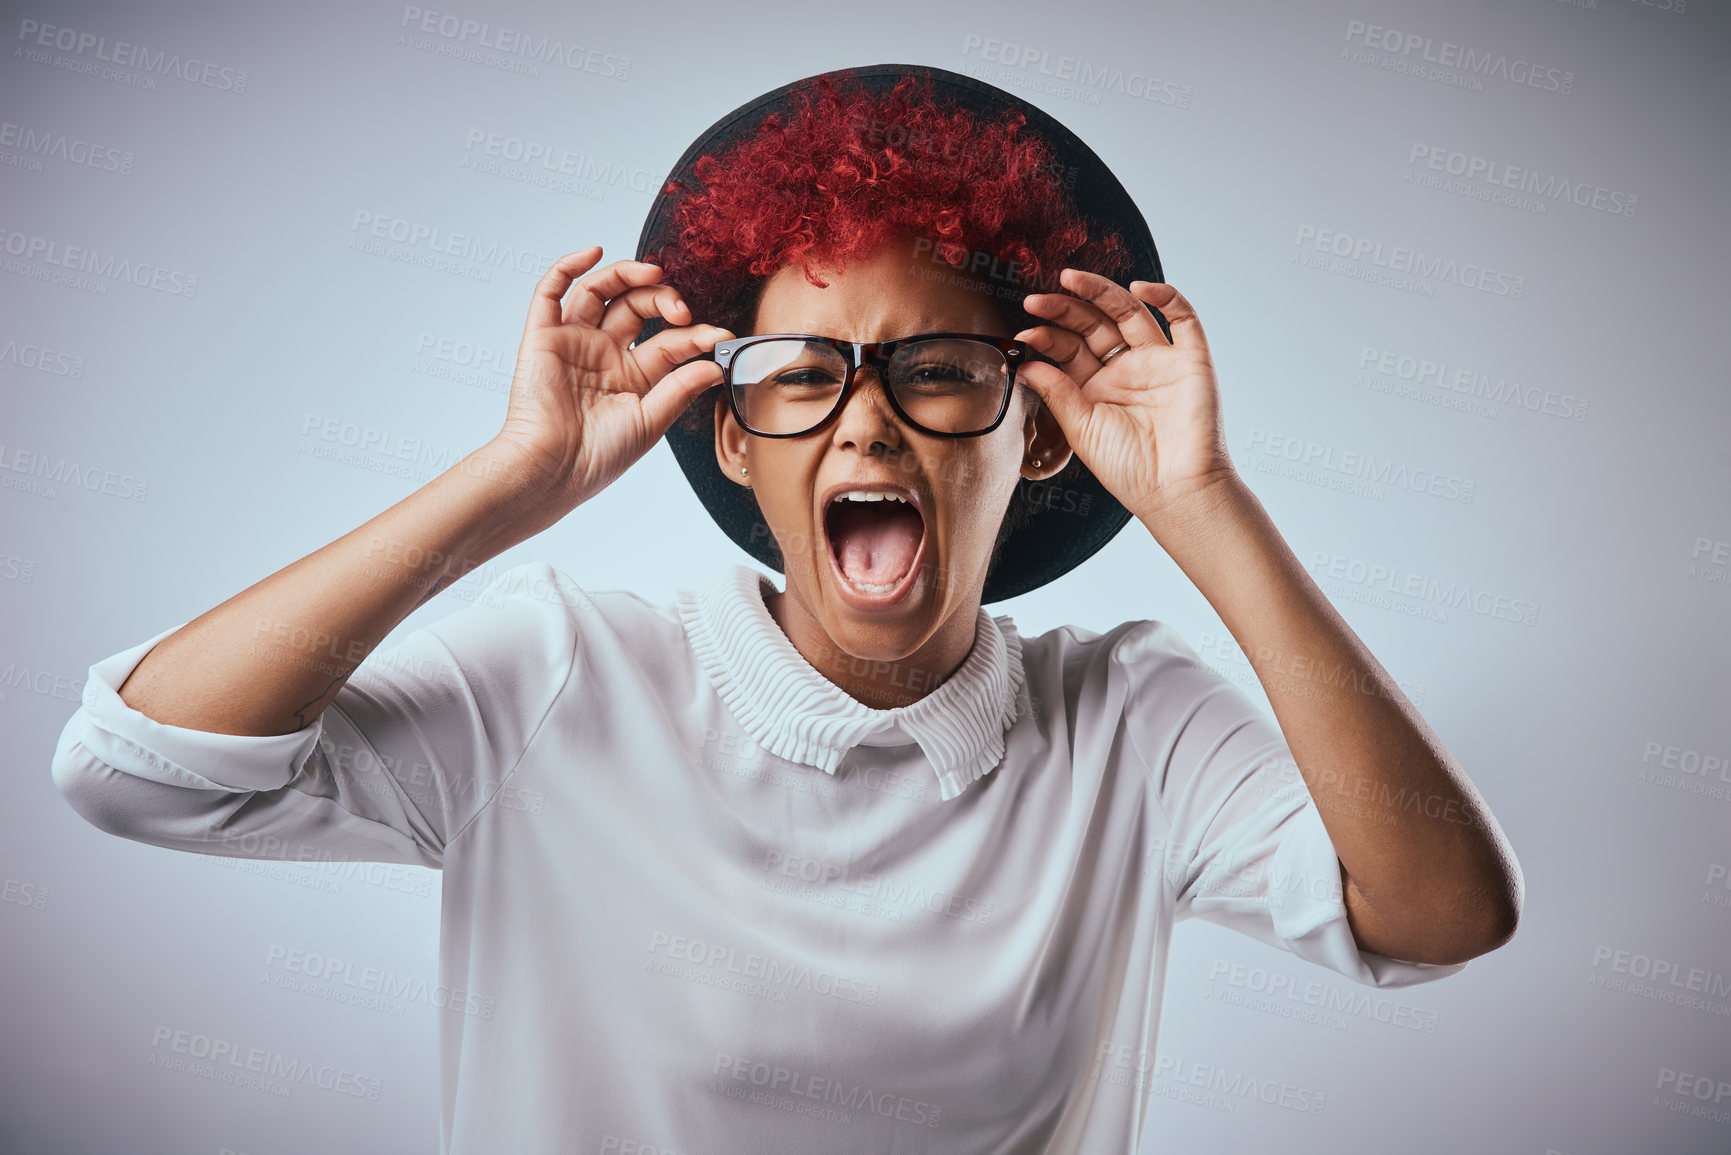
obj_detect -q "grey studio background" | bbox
[3,0,1727,1152]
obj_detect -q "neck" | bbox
[762,585,980,710]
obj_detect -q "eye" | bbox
[909,363,970,381]
[900,362,973,388]
[769,368,843,388]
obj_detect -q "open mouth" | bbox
[823,489,927,600]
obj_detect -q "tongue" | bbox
[829,503,922,589]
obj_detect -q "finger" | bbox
[525,247,604,335]
[629,323,734,384]
[596,283,694,345]
[1020,290,1126,362]
[1127,281,1207,351]
[638,357,727,439]
[1012,359,1092,443]
[1014,323,1103,379]
[1057,268,1169,349]
[563,259,669,329]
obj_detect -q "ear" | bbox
[1018,388,1073,481]
[714,392,752,486]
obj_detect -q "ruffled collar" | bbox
[676,566,1024,801]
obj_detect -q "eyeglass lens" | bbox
[729,338,1009,435]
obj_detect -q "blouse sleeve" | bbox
[1112,620,1467,989]
[49,562,583,869]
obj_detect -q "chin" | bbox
[824,602,931,657]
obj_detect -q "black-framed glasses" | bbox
[692,332,1056,438]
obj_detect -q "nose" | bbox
[829,364,905,456]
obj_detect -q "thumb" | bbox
[1016,361,1092,444]
[639,359,724,440]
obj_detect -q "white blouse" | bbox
[51,561,1464,1154]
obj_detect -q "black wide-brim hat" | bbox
[634,63,1166,603]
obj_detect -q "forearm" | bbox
[1139,473,1522,964]
[118,442,553,737]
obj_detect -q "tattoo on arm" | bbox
[414,578,446,609]
[291,671,350,730]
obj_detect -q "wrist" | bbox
[1132,466,1254,547]
[467,438,581,522]
[431,443,569,559]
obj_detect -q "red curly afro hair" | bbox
[646,69,1134,338]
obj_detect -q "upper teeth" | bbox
[837,491,908,504]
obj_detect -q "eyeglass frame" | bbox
[690,331,1059,439]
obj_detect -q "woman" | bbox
[52,65,1521,1154]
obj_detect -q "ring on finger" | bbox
[1101,341,1132,365]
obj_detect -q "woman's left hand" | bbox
[1014,272,1236,526]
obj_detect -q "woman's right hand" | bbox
[486,246,730,520]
